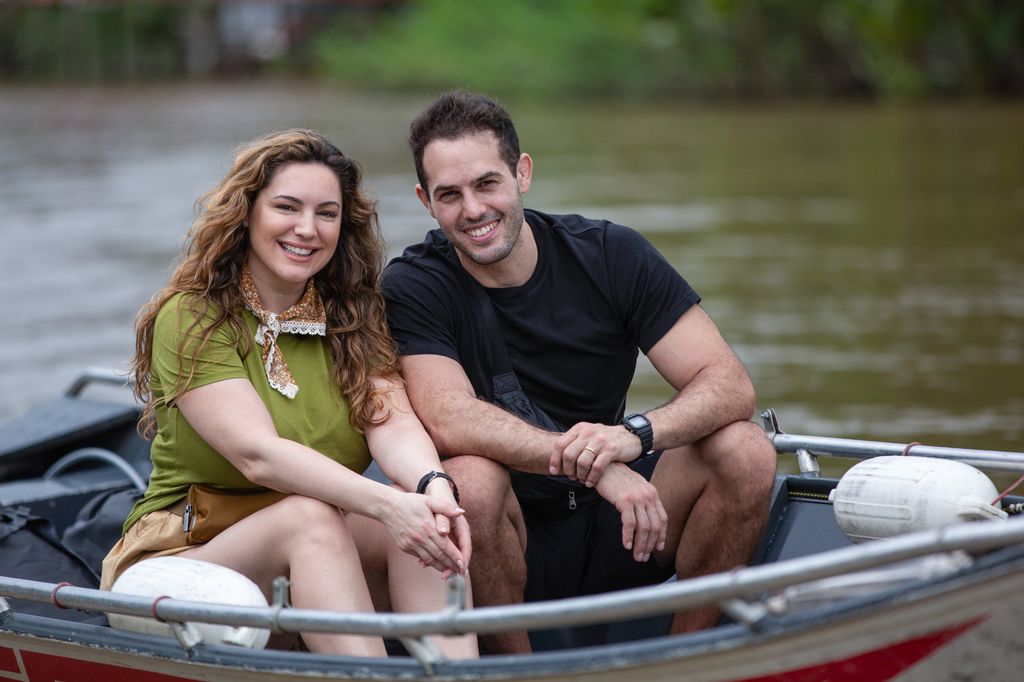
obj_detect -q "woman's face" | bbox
[245,161,341,311]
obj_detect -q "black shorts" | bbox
[513,453,673,603]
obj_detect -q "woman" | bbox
[101,129,476,658]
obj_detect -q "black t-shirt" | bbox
[382,209,701,429]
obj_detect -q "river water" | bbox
[1,84,1022,469]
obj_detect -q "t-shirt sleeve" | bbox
[605,224,701,354]
[152,295,248,399]
[382,262,461,361]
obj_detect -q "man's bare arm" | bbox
[644,304,757,448]
[555,305,757,485]
[401,353,559,473]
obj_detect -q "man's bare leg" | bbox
[443,455,532,653]
[650,420,777,633]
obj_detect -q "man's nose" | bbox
[462,191,486,219]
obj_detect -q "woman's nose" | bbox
[293,210,316,236]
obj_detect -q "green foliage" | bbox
[0,2,191,82]
[311,0,1024,99]
[312,0,667,97]
[1,0,1021,99]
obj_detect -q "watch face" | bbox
[627,415,648,429]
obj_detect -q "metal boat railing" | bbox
[65,366,135,397]
[762,409,1024,475]
[2,518,1023,648]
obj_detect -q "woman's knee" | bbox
[271,495,352,549]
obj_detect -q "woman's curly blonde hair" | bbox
[132,129,399,438]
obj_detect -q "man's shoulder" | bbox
[529,209,646,246]
[384,230,459,281]
[528,209,606,235]
[529,210,657,270]
[382,230,469,307]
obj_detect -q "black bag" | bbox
[0,505,107,624]
[465,277,596,505]
[62,487,142,577]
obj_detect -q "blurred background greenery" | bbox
[2,0,1022,100]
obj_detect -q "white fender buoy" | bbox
[109,556,270,648]
[829,456,1007,543]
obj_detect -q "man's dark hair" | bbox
[409,90,521,192]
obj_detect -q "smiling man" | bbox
[382,91,777,654]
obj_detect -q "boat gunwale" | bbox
[3,542,1024,680]
[2,510,1023,640]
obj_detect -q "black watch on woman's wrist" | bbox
[622,413,654,456]
[415,470,460,504]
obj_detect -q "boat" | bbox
[1,367,1022,681]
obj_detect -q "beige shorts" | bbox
[100,510,192,590]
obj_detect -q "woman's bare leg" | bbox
[386,539,479,658]
[349,511,479,658]
[181,495,386,656]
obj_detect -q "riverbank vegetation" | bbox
[2,0,1022,99]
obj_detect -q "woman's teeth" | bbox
[282,243,313,256]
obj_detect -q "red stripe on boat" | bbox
[739,618,982,682]
[0,645,23,675]
[19,650,188,682]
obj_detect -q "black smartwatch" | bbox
[622,413,654,456]
[416,470,460,504]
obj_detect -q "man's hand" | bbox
[594,463,667,563]
[552,422,644,487]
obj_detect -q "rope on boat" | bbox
[993,473,1024,506]
[893,435,1024,507]
[787,490,831,501]
[50,582,72,610]
[151,595,173,623]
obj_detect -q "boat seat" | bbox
[0,396,148,480]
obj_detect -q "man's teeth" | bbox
[282,244,313,256]
[467,222,496,238]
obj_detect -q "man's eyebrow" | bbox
[432,171,502,197]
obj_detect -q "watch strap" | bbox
[622,413,654,455]
[415,470,460,504]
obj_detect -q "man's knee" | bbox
[702,421,777,500]
[442,456,511,514]
[442,455,525,548]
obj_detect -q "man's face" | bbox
[416,131,532,269]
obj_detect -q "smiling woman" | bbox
[246,162,342,313]
[99,129,478,659]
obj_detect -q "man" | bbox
[382,90,777,654]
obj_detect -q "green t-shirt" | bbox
[123,293,371,531]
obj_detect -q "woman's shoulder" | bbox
[154,293,234,337]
